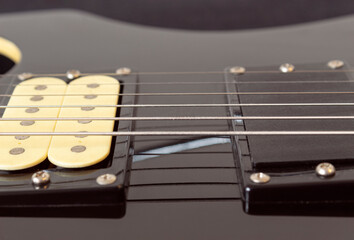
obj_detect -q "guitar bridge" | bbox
[226,62,354,216]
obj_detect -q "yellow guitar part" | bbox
[0,77,67,170]
[0,37,21,63]
[48,75,119,168]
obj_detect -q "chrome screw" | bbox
[84,94,97,99]
[34,85,47,90]
[327,60,344,70]
[30,96,44,101]
[75,131,88,138]
[230,66,246,75]
[9,147,25,155]
[279,63,295,73]
[81,106,95,111]
[15,136,30,140]
[250,172,270,184]
[78,120,92,124]
[32,171,50,186]
[71,145,86,153]
[116,67,132,76]
[96,174,116,185]
[316,162,335,177]
[87,83,99,88]
[25,107,39,113]
[66,69,81,80]
[18,72,33,81]
[20,120,35,126]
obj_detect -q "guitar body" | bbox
[1,10,354,240]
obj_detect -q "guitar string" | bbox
[1,116,354,121]
[0,89,352,121]
[0,70,352,132]
[1,79,354,87]
[1,68,354,77]
[2,91,354,97]
[1,131,354,136]
[2,102,354,109]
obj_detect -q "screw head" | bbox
[20,120,35,126]
[18,72,33,81]
[78,120,92,124]
[96,174,116,185]
[75,131,88,138]
[34,85,47,90]
[87,83,99,88]
[32,171,50,186]
[116,67,131,76]
[66,69,81,80]
[316,162,335,177]
[84,94,97,99]
[230,66,246,75]
[327,60,344,70]
[71,145,86,153]
[279,63,295,73]
[250,172,270,184]
[30,95,44,101]
[25,107,39,113]
[15,136,30,140]
[9,147,25,155]
[81,106,95,111]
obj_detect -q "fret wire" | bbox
[2,102,354,109]
[2,116,354,121]
[1,131,354,136]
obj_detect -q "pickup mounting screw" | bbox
[96,174,116,185]
[66,69,81,80]
[18,72,33,81]
[279,63,295,73]
[32,171,50,186]
[250,172,270,184]
[116,67,131,76]
[327,60,344,70]
[230,66,246,75]
[316,162,335,177]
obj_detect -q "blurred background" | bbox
[1,0,354,30]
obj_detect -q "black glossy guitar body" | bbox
[1,10,354,240]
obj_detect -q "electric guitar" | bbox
[1,9,354,240]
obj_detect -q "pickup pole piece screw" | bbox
[30,96,43,101]
[34,85,47,90]
[15,136,30,140]
[87,83,99,88]
[279,63,295,73]
[230,66,246,75]
[316,162,335,177]
[116,67,132,76]
[327,60,344,70]
[9,147,25,155]
[32,171,50,186]
[250,172,270,184]
[96,174,116,185]
[71,145,86,153]
[66,69,81,80]
[20,120,35,126]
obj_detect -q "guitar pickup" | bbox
[225,62,354,216]
[0,71,138,218]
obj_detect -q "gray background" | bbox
[1,0,354,30]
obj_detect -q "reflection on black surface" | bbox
[133,137,231,162]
